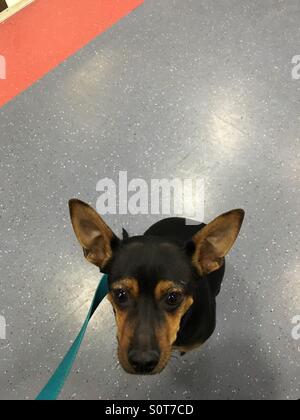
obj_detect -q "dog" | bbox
[69,199,244,375]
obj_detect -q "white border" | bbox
[0,0,34,24]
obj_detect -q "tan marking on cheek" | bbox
[107,294,136,373]
[165,297,194,343]
[107,294,130,342]
[154,296,194,374]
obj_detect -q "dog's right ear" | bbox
[69,199,119,269]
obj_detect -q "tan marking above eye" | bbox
[154,280,184,302]
[111,277,139,299]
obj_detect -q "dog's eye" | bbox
[113,289,129,305]
[165,291,183,308]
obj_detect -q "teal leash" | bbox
[36,274,109,401]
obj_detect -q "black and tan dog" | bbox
[69,199,244,375]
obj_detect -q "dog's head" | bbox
[69,199,244,375]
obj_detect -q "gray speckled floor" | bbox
[0,0,300,400]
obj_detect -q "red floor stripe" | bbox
[0,0,144,108]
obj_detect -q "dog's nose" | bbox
[128,350,160,374]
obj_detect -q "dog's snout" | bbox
[128,349,160,374]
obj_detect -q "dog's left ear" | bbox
[191,209,245,275]
[69,199,119,269]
